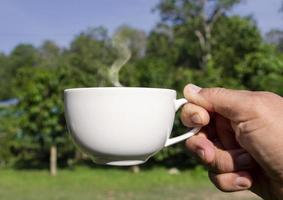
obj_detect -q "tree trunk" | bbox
[196,0,222,69]
[130,165,140,173]
[203,25,212,68]
[50,145,57,176]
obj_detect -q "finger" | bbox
[181,103,210,127]
[215,114,239,149]
[211,148,255,173]
[209,171,252,192]
[183,84,253,121]
[186,131,215,164]
[186,133,255,172]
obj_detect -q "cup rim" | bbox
[64,87,176,93]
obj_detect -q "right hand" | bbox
[181,84,283,200]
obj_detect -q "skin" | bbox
[181,84,283,200]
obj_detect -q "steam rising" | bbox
[109,33,131,87]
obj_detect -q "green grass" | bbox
[0,167,259,200]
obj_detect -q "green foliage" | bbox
[1,0,283,169]
[156,0,242,24]
[67,27,113,87]
[9,44,40,69]
[0,107,18,167]
[212,16,262,75]
[0,54,12,99]
[12,66,74,168]
[235,46,283,94]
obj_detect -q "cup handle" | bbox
[164,98,201,147]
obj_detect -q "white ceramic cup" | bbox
[64,87,201,166]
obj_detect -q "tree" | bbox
[39,40,61,68]
[0,44,40,100]
[211,16,262,78]
[1,2,282,170]
[67,26,147,87]
[67,27,113,87]
[13,65,74,175]
[265,29,283,52]
[142,0,264,166]
[156,0,242,68]
[9,44,40,69]
[0,105,18,167]
[148,9,262,87]
[0,54,12,99]
[235,46,283,94]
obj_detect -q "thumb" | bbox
[183,84,253,121]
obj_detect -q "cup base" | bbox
[94,157,147,166]
[107,160,146,166]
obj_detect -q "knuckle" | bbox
[245,91,274,117]
[181,104,205,126]
[185,139,193,150]
[205,156,216,167]
[247,92,282,125]
[237,121,249,135]
[183,103,191,115]
[185,138,196,151]
[236,120,264,147]
[207,153,231,173]
[208,172,230,192]
[214,160,229,174]
[181,105,191,124]
[185,134,206,152]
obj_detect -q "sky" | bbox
[0,0,282,54]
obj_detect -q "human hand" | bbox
[181,84,283,200]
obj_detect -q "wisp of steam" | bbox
[109,32,131,87]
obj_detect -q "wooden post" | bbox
[131,165,140,173]
[50,145,57,176]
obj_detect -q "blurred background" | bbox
[0,0,283,199]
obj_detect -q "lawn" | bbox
[0,167,260,200]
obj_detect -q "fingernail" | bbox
[235,177,250,188]
[191,114,202,124]
[196,149,205,160]
[188,84,202,94]
[236,153,253,168]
